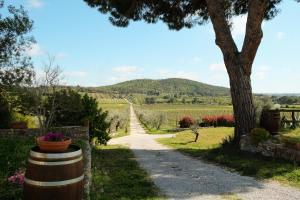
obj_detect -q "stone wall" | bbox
[240,135,300,163]
[0,126,91,200]
[0,126,88,140]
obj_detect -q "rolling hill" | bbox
[93,78,230,96]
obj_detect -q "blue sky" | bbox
[6,0,300,93]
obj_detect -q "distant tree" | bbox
[192,97,199,104]
[83,0,300,144]
[168,97,175,104]
[276,96,300,105]
[145,97,156,104]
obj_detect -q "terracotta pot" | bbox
[37,136,72,152]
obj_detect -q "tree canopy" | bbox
[84,0,283,30]
[0,1,35,88]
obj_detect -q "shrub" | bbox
[250,128,270,145]
[201,115,234,127]
[179,116,194,128]
[201,116,217,127]
[217,115,235,127]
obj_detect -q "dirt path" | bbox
[109,104,300,200]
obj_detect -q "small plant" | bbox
[250,128,270,145]
[43,132,65,141]
[179,116,194,128]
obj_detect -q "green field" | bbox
[134,104,233,131]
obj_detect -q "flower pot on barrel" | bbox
[24,133,84,200]
[37,132,72,152]
[260,109,281,135]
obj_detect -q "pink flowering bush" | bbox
[179,116,195,128]
[8,170,25,186]
[201,115,235,127]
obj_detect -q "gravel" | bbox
[108,104,300,200]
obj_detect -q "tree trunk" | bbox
[227,63,255,142]
[205,0,268,144]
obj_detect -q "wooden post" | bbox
[292,111,296,128]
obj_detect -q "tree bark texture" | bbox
[206,0,268,142]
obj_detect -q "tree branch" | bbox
[241,0,268,75]
[206,0,239,69]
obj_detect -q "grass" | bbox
[91,145,164,200]
[281,128,300,143]
[111,128,130,138]
[157,127,300,188]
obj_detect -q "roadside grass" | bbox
[281,128,300,143]
[111,128,130,138]
[91,145,165,200]
[157,127,300,188]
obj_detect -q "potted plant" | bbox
[37,132,71,152]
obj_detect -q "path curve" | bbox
[109,104,300,200]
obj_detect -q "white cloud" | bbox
[276,32,285,40]
[27,43,44,56]
[28,0,44,8]
[113,66,140,74]
[64,71,87,78]
[209,62,226,72]
[254,65,270,80]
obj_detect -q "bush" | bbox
[179,116,194,128]
[81,94,110,145]
[250,128,270,145]
[201,115,234,127]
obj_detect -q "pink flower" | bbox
[8,170,25,186]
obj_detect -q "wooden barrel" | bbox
[24,145,84,200]
[260,109,281,135]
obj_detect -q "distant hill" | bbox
[93,78,230,96]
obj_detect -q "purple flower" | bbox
[43,132,65,141]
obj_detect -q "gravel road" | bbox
[108,104,300,200]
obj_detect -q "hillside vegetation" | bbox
[93,78,230,96]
